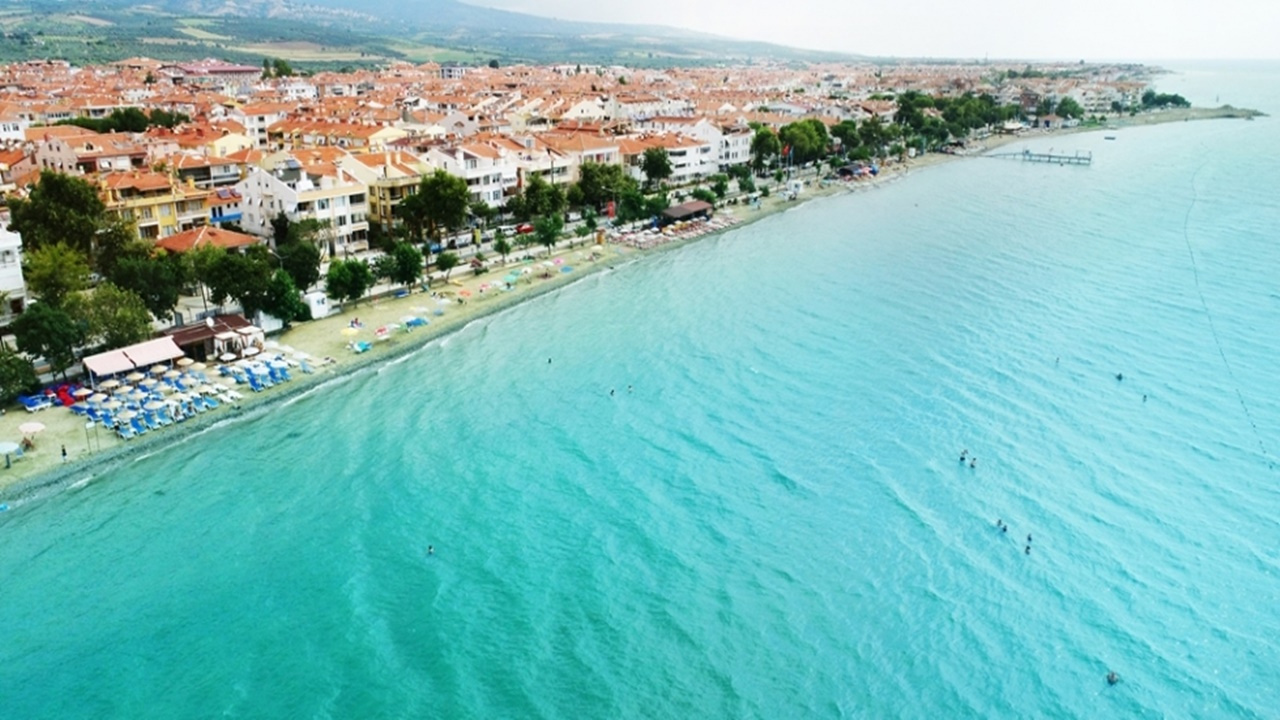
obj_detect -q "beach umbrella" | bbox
[99,379,120,391]
[18,421,45,435]
[292,350,312,360]
[176,358,194,367]
[242,346,261,358]
[102,400,123,411]
[0,440,19,468]
[150,364,168,376]
[126,372,146,382]
[218,352,237,363]
[117,410,137,421]
[88,393,108,404]
[191,362,207,371]
[250,365,270,376]
[143,401,165,412]
[163,370,180,380]
[139,378,158,388]
[73,388,93,399]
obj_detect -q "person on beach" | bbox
[61,445,67,462]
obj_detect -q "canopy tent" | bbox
[82,349,134,377]
[81,337,185,380]
[123,337,185,368]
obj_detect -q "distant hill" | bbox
[0,0,859,68]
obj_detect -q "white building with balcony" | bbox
[236,161,370,255]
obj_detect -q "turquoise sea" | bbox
[2,62,1278,718]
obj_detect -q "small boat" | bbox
[1104,135,1117,140]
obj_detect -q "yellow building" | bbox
[100,170,211,241]
[337,150,429,233]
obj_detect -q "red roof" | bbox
[155,226,260,253]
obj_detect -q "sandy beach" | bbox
[0,105,1257,504]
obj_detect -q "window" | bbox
[317,199,330,211]
[140,208,153,220]
[337,216,348,226]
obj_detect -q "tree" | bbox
[750,127,781,172]
[434,251,460,280]
[523,174,567,219]
[469,200,497,230]
[271,58,293,78]
[616,187,647,224]
[276,238,322,291]
[575,161,633,209]
[204,249,272,318]
[778,118,830,165]
[690,188,716,204]
[7,171,107,256]
[488,59,499,69]
[11,302,84,378]
[270,211,292,245]
[534,214,563,255]
[0,348,39,404]
[398,170,469,244]
[1055,97,1085,119]
[641,147,673,189]
[263,270,308,324]
[104,243,187,320]
[23,243,89,308]
[325,258,374,306]
[709,174,730,199]
[74,282,153,350]
[643,193,669,219]
[387,242,424,287]
[831,119,861,154]
[493,233,512,263]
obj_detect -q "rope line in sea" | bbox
[1181,157,1274,470]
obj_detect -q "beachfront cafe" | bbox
[163,315,265,363]
[81,337,186,387]
[660,200,714,227]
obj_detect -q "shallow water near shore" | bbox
[2,63,1279,718]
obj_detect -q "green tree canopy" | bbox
[533,214,563,254]
[778,118,830,165]
[434,251,460,280]
[7,171,106,257]
[11,301,85,378]
[575,162,635,209]
[205,248,273,318]
[641,147,673,189]
[523,174,567,219]
[0,348,39,404]
[263,270,308,324]
[398,170,470,242]
[276,237,322,291]
[72,282,153,350]
[492,234,512,263]
[750,127,781,172]
[104,242,187,320]
[387,242,424,287]
[23,243,90,308]
[325,258,374,306]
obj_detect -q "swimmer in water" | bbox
[1116,372,1124,381]
[970,458,977,469]
[1027,534,1032,543]
[427,545,434,556]
[1143,394,1148,402]
[960,449,968,462]
[610,388,615,396]
[1107,671,1119,685]
[1025,546,1031,555]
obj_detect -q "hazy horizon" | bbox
[459,0,1280,62]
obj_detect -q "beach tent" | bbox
[82,337,184,381]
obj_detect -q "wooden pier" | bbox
[987,149,1092,166]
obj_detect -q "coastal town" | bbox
[0,55,1219,491]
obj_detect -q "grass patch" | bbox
[231,41,381,61]
[65,14,114,27]
[177,26,230,41]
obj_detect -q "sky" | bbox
[463,0,1280,61]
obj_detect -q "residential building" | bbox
[236,162,370,255]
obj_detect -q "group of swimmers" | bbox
[959,449,977,469]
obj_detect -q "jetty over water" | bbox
[987,149,1092,166]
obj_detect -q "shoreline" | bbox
[0,106,1261,508]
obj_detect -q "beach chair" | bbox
[117,423,135,440]
[18,394,52,412]
[300,360,314,374]
[143,413,162,431]
[203,395,220,410]
[130,417,149,435]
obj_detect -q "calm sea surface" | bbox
[1,62,1277,718]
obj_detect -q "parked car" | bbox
[515,223,535,234]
